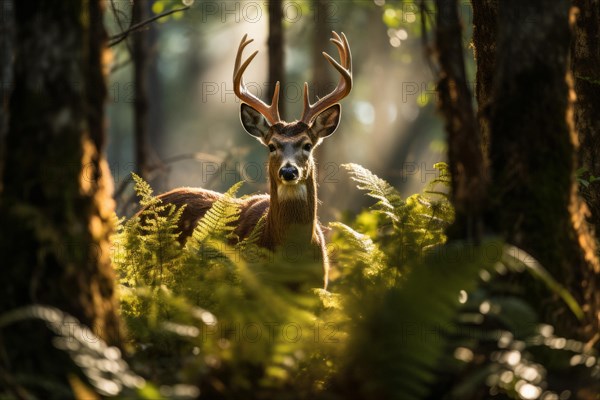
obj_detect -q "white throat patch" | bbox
[277,183,308,202]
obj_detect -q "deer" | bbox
[147,32,352,289]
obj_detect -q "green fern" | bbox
[341,163,453,271]
[187,181,242,245]
[0,305,167,398]
[113,176,334,396]
[342,163,404,221]
[105,165,597,400]
[329,221,393,288]
[113,173,185,289]
[341,239,504,400]
[238,213,266,249]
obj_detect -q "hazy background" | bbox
[105,0,475,219]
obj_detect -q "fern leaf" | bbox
[346,239,504,400]
[188,181,243,245]
[329,221,390,284]
[132,172,156,208]
[503,245,584,320]
[342,163,404,217]
[241,213,266,247]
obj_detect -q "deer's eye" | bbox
[303,143,312,152]
[268,144,276,153]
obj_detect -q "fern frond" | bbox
[329,222,382,266]
[329,221,393,289]
[113,174,186,289]
[503,245,584,320]
[132,172,156,208]
[188,181,243,245]
[345,239,504,400]
[0,305,147,397]
[238,213,266,249]
[342,163,404,219]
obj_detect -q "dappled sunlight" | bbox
[106,0,444,218]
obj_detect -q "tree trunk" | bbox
[0,0,15,193]
[434,0,487,241]
[571,0,600,341]
[146,2,164,166]
[572,0,600,237]
[268,0,285,119]
[0,0,121,392]
[132,0,151,180]
[486,0,600,337]
[471,0,498,153]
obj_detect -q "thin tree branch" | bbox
[108,5,190,47]
[109,0,134,55]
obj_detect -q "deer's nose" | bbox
[279,165,299,182]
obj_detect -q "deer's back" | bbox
[152,187,269,244]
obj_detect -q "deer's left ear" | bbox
[311,104,341,139]
[240,103,271,144]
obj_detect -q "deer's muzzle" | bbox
[279,165,299,182]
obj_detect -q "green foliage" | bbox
[111,167,597,400]
[0,305,168,398]
[4,166,596,399]
[339,162,453,273]
[114,173,186,290]
[341,240,504,400]
[576,166,600,188]
[327,164,597,400]
[112,176,332,398]
[111,167,456,397]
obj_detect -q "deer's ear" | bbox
[311,104,341,139]
[240,103,271,143]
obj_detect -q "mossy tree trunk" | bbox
[0,0,121,392]
[484,0,600,337]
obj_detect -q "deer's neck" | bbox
[263,172,318,249]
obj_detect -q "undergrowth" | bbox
[1,164,598,399]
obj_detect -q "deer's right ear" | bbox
[241,103,271,143]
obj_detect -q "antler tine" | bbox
[233,35,281,125]
[233,35,253,80]
[301,31,353,125]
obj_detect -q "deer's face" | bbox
[241,103,341,201]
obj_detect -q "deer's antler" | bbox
[233,34,281,125]
[300,31,352,125]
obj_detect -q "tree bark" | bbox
[572,0,600,237]
[434,0,487,241]
[268,0,285,119]
[571,0,600,342]
[486,0,600,337]
[0,0,121,391]
[0,0,15,193]
[471,0,498,153]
